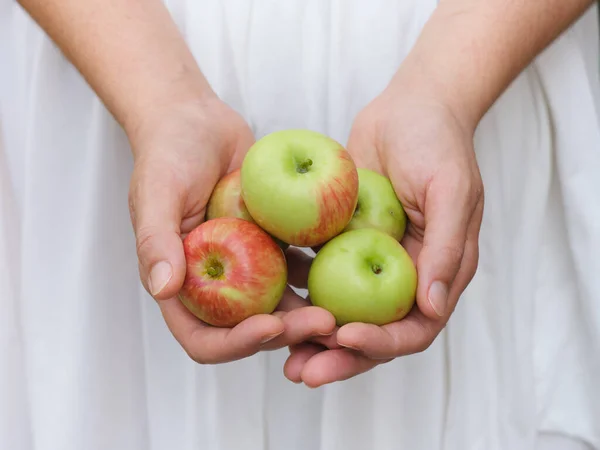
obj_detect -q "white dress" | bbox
[1,2,599,449]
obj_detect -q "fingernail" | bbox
[286,376,302,384]
[149,261,173,296]
[261,331,284,344]
[428,281,448,316]
[317,331,335,336]
[338,343,361,351]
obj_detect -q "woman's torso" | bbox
[1,2,599,449]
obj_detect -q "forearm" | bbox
[18,0,214,134]
[393,0,594,128]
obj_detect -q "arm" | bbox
[292,0,596,387]
[17,0,215,137]
[392,0,595,128]
[18,0,337,363]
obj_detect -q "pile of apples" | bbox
[178,129,417,328]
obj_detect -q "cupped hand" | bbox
[284,74,484,387]
[127,96,336,364]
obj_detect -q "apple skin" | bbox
[240,129,359,248]
[309,168,407,253]
[307,228,417,326]
[178,217,288,328]
[343,168,408,241]
[206,169,255,223]
[206,169,289,250]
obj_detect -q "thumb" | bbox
[416,175,474,319]
[129,166,188,300]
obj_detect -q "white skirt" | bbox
[1,2,599,449]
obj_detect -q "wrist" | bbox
[386,9,494,132]
[388,0,594,132]
[385,54,481,136]
[120,69,218,139]
[125,90,223,161]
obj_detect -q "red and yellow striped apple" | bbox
[206,169,254,222]
[240,129,359,248]
[178,217,287,327]
[206,169,289,250]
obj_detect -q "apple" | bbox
[206,169,255,223]
[307,228,417,326]
[240,129,359,247]
[206,169,289,250]
[178,217,288,327]
[309,168,407,253]
[343,168,408,241]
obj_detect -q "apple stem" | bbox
[296,158,313,174]
[206,263,224,278]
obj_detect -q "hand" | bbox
[284,72,484,387]
[127,96,336,364]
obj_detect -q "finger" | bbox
[450,199,483,296]
[285,247,313,289]
[336,312,439,359]
[299,348,385,388]
[261,288,336,350]
[129,161,190,300]
[159,296,285,364]
[274,286,342,349]
[283,343,324,383]
[310,330,342,349]
[336,225,481,359]
[417,172,480,319]
[180,214,206,236]
[400,231,422,263]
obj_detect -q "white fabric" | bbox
[537,433,593,450]
[1,1,600,449]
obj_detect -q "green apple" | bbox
[240,129,359,247]
[344,168,407,241]
[307,228,417,326]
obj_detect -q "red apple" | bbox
[206,169,289,250]
[178,217,288,327]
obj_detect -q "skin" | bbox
[17,0,594,377]
[179,218,287,328]
[241,129,359,247]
